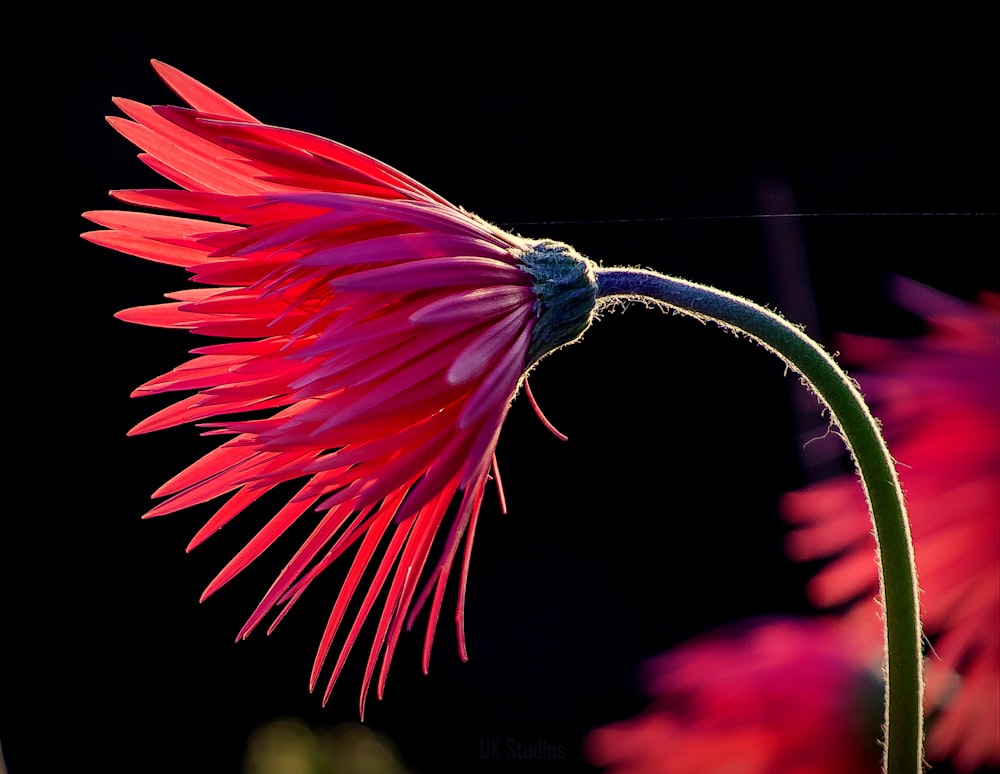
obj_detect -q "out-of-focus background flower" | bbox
[782,280,999,773]
[7,7,995,773]
[584,616,887,774]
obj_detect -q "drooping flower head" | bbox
[83,61,597,713]
[782,278,1000,771]
[584,617,885,774]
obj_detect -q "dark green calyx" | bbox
[520,238,598,366]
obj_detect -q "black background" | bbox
[7,8,996,774]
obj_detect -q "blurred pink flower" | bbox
[584,617,884,774]
[83,61,596,713]
[782,278,1000,771]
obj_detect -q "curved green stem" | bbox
[595,267,923,774]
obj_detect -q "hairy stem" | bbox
[595,267,923,774]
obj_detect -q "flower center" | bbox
[520,238,598,366]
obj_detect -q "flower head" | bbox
[84,61,596,713]
[782,278,1000,771]
[584,617,884,774]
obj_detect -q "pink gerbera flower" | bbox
[782,278,1000,772]
[584,617,884,774]
[83,61,597,713]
